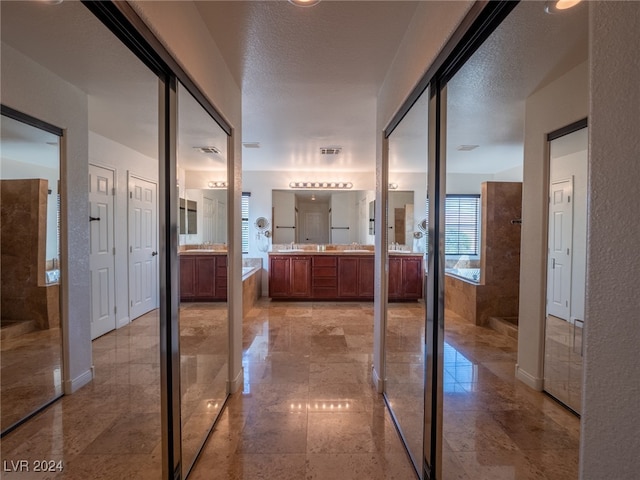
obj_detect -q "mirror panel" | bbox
[384,88,429,476]
[271,189,376,245]
[0,113,63,434]
[177,82,229,477]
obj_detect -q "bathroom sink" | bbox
[184,249,217,252]
[277,249,305,252]
[343,249,371,253]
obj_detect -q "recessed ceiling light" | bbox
[288,0,321,7]
[545,0,583,14]
[242,142,261,149]
[456,144,479,151]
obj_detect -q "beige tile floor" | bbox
[0,299,580,479]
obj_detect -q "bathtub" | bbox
[446,267,480,283]
[242,266,256,278]
[242,265,262,316]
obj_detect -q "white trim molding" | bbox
[63,368,94,394]
[372,366,385,394]
[228,367,244,394]
[515,363,544,391]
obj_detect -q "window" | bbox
[242,192,250,254]
[425,194,480,255]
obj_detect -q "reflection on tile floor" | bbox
[0,310,163,479]
[442,310,580,480]
[188,299,417,480]
[180,302,229,476]
[0,300,579,480]
[385,302,425,472]
[1,326,63,432]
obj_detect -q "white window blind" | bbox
[242,193,250,254]
[425,194,480,255]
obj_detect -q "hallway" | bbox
[0,299,579,479]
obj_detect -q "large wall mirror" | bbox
[0,111,63,434]
[177,83,229,477]
[384,87,429,477]
[272,189,374,245]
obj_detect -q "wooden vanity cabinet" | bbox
[337,256,374,299]
[180,254,227,301]
[269,255,312,298]
[388,256,423,301]
[268,253,421,301]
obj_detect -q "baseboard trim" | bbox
[515,364,543,391]
[117,316,131,329]
[228,367,243,394]
[63,368,94,394]
[372,366,384,393]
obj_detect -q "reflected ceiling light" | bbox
[289,181,352,190]
[207,181,227,188]
[194,146,221,155]
[456,144,479,151]
[41,0,64,5]
[311,194,316,201]
[320,146,342,155]
[242,142,261,149]
[545,0,582,14]
[288,0,321,7]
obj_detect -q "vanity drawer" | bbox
[313,256,337,267]
[313,277,337,288]
[313,266,336,277]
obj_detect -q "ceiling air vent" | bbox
[456,144,479,151]
[194,146,221,155]
[243,142,261,149]
[320,147,342,155]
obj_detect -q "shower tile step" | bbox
[0,319,37,340]
[488,316,518,340]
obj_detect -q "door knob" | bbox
[151,251,158,256]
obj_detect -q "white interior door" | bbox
[547,178,573,320]
[89,165,116,339]
[128,174,158,320]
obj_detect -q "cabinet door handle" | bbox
[151,251,158,256]
[89,216,101,222]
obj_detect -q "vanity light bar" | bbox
[289,181,353,189]
[207,181,227,188]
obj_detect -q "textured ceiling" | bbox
[1,1,588,178]
[195,1,420,172]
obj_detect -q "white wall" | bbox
[581,4,640,478]
[88,131,158,328]
[516,61,588,390]
[1,42,92,393]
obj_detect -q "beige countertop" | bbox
[179,250,227,255]
[268,250,422,256]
